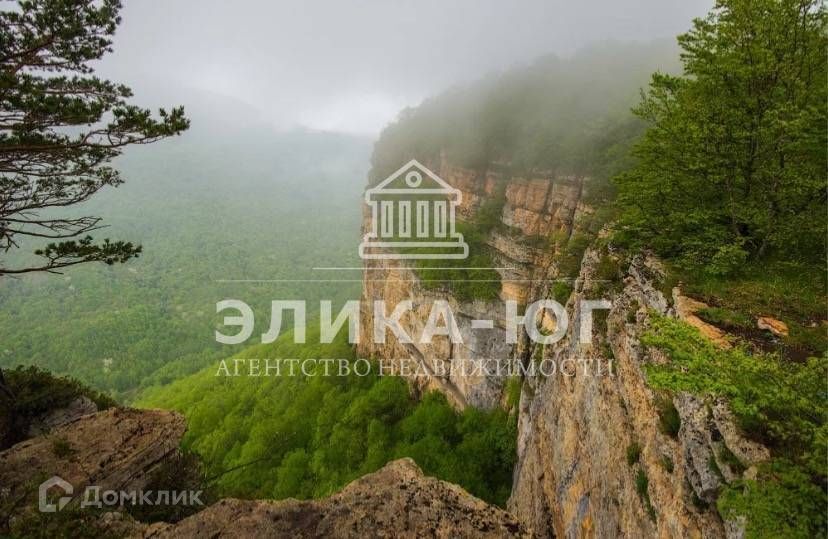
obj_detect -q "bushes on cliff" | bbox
[642,315,827,537]
[0,366,116,449]
[412,189,506,301]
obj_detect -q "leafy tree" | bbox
[0,0,189,276]
[616,0,826,274]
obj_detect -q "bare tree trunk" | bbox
[0,367,15,451]
[0,367,13,401]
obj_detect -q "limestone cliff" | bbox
[357,157,589,410]
[507,250,742,538]
[358,157,765,537]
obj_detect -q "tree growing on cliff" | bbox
[0,0,189,276]
[0,0,188,408]
[615,0,826,274]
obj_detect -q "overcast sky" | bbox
[98,0,714,135]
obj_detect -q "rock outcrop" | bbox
[0,409,528,538]
[673,291,731,348]
[357,159,588,409]
[359,154,772,537]
[0,408,186,509]
[26,395,98,437]
[756,316,788,337]
[506,250,723,537]
[506,250,772,538]
[145,458,529,538]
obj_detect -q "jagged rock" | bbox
[26,396,98,437]
[725,515,747,539]
[674,392,723,502]
[756,316,788,337]
[509,251,726,538]
[0,408,185,513]
[357,162,587,409]
[710,399,770,465]
[143,458,529,538]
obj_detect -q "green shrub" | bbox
[557,233,591,279]
[655,266,680,305]
[592,253,623,296]
[1,366,116,449]
[643,315,827,536]
[718,460,827,539]
[626,300,640,324]
[718,445,746,476]
[551,281,573,305]
[505,376,522,410]
[660,455,674,474]
[626,442,641,465]
[600,342,614,361]
[656,396,681,438]
[696,307,752,330]
[635,469,657,521]
[708,456,725,482]
[51,437,75,458]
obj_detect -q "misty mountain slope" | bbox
[353,32,826,539]
[371,40,680,186]
[0,104,371,399]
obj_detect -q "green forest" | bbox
[138,327,517,507]
[0,124,369,400]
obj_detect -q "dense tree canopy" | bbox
[139,328,518,507]
[0,0,189,275]
[616,0,827,274]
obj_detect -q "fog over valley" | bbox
[98,0,713,134]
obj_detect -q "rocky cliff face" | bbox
[0,407,185,535]
[507,250,734,538]
[508,248,775,538]
[358,157,763,537]
[357,158,588,410]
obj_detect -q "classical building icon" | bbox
[359,159,469,260]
